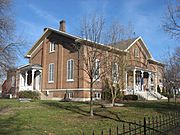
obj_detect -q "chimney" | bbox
[59,20,66,32]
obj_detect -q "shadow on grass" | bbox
[122,101,180,113]
[42,101,140,126]
[42,101,90,116]
[42,100,180,128]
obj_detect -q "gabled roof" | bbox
[111,37,138,50]
[25,28,126,58]
[25,28,80,58]
[111,36,153,59]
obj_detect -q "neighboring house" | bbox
[15,20,166,101]
[2,69,17,98]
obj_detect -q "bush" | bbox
[163,93,174,98]
[123,95,138,100]
[18,91,40,100]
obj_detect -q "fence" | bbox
[82,112,180,135]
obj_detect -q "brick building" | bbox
[15,20,167,101]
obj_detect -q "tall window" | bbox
[67,59,74,81]
[48,63,54,83]
[134,47,139,57]
[49,42,55,52]
[11,76,15,87]
[93,59,100,80]
[112,63,118,83]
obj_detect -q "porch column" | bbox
[133,69,136,94]
[155,73,158,92]
[141,71,144,91]
[25,71,28,89]
[19,73,22,88]
[39,70,42,90]
[125,71,128,90]
[148,72,151,91]
[32,69,36,90]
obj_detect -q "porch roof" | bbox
[126,66,156,73]
[18,64,42,71]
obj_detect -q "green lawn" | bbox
[0,99,179,135]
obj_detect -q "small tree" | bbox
[104,22,134,106]
[76,15,110,116]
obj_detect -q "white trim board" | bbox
[42,88,102,92]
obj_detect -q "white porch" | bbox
[18,64,42,91]
[125,67,167,100]
[125,67,157,93]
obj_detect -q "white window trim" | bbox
[49,42,55,53]
[93,59,100,81]
[48,63,54,83]
[94,92,101,99]
[67,59,74,82]
[11,76,15,87]
[68,92,73,99]
[112,63,118,83]
[134,47,139,58]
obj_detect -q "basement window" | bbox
[68,92,73,99]
[94,92,101,100]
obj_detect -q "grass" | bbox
[0,99,180,135]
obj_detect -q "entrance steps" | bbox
[136,91,157,100]
[125,90,168,100]
[149,91,168,100]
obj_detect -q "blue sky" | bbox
[13,0,179,66]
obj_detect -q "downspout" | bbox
[77,45,80,89]
[56,43,59,89]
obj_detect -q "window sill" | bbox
[67,79,74,82]
[49,51,55,54]
[48,81,54,84]
[93,79,100,82]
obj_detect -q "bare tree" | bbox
[162,0,180,40]
[103,22,134,106]
[163,47,180,104]
[104,52,127,106]
[0,0,25,80]
[76,15,135,115]
[76,15,110,116]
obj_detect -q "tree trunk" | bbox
[112,96,115,107]
[90,81,93,117]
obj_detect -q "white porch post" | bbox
[125,71,128,90]
[19,73,22,88]
[133,69,136,94]
[25,71,28,90]
[39,70,42,91]
[155,73,158,92]
[148,72,151,91]
[141,71,144,91]
[32,69,35,90]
